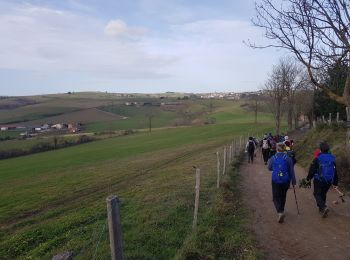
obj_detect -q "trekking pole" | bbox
[333,186,346,203]
[292,185,300,215]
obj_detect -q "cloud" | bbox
[0,3,172,79]
[104,19,147,38]
[140,18,280,91]
[0,1,281,95]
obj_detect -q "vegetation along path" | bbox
[241,150,350,260]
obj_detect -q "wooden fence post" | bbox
[106,196,124,260]
[231,141,234,161]
[233,139,236,157]
[228,145,232,164]
[222,147,226,175]
[313,120,316,128]
[239,136,242,151]
[193,168,201,228]
[337,112,340,123]
[322,115,325,123]
[329,113,332,125]
[216,152,220,188]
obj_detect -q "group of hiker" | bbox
[245,133,339,223]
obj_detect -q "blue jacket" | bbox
[267,152,296,185]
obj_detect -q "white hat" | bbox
[285,136,289,140]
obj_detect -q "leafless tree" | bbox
[281,59,304,130]
[293,78,315,128]
[264,59,290,134]
[251,0,350,156]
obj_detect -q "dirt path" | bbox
[241,151,350,260]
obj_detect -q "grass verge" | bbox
[175,156,262,259]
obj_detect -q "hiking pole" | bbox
[292,185,300,215]
[333,186,346,203]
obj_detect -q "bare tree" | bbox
[294,86,315,128]
[251,0,350,156]
[282,59,304,130]
[264,59,290,134]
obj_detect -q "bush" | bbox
[336,153,350,190]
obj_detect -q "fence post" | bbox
[193,168,201,228]
[216,152,220,188]
[231,141,234,161]
[233,139,236,157]
[329,113,332,125]
[228,145,232,164]
[239,136,242,151]
[337,112,340,123]
[313,120,316,128]
[322,115,325,123]
[106,196,123,260]
[222,147,226,175]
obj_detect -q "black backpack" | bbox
[248,141,255,152]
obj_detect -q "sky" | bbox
[0,0,284,96]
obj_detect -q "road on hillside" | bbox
[241,150,350,260]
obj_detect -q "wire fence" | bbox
[54,133,266,260]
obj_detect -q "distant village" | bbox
[0,122,83,137]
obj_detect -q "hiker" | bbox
[285,141,297,165]
[284,136,294,147]
[268,143,296,223]
[253,137,259,157]
[306,141,338,217]
[260,135,271,165]
[269,137,277,158]
[245,137,256,163]
[313,148,321,159]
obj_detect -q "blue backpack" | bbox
[315,153,335,184]
[272,154,290,184]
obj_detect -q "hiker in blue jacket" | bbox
[307,141,338,218]
[268,142,296,223]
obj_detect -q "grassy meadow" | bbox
[0,96,274,259]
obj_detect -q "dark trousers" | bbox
[248,150,254,163]
[313,180,331,211]
[272,182,290,213]
[262,148,270,163]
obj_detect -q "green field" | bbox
[0,97,275,259]
[0,130,24,139]
[86,106,178,132]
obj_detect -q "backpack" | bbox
[272,154,290,184]
[262,139,269,149]
[315,153,335,184]
[286,150,297,165]
[248,141,255,152]
[270,140,276,151]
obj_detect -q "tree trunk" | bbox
[346,106,350,164]
[294,115,298,129]
[287,102,293,131]
[276,101,281,135]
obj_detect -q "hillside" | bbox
[0,96,276,259]
[19,108,123,126]
[294,125,349,189]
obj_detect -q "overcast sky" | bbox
[0,0,285,96]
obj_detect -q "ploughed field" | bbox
[0,95,275,259]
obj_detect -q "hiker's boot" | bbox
[321,207,329,218]
[277,213,285,223]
